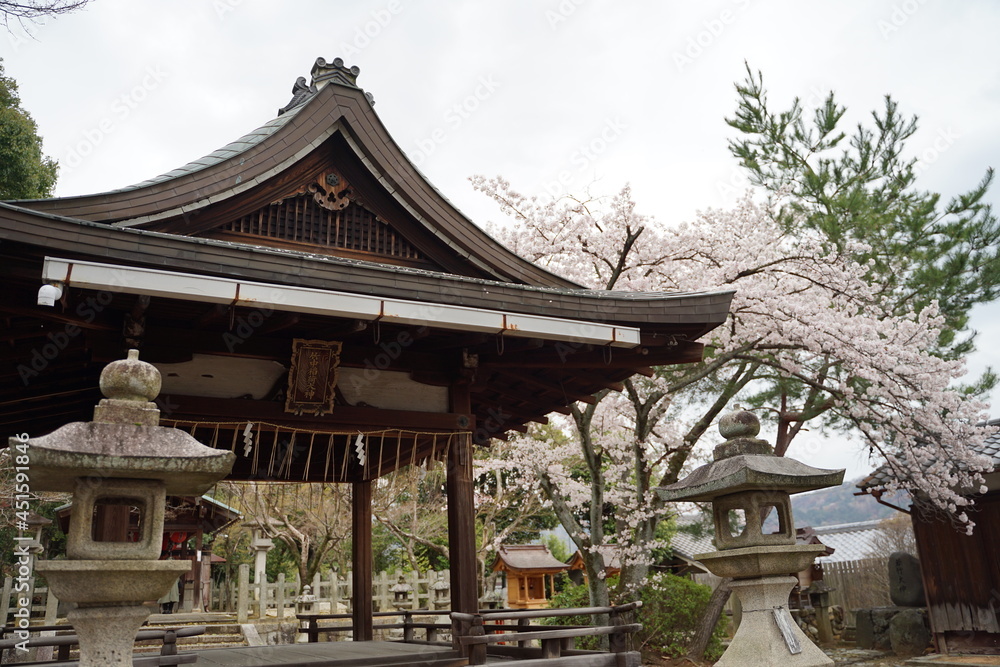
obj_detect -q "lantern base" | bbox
[716,575,832,667]
[67,604,152,667]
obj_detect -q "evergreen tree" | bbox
[727,63,1000,359]
[0,59,57,199]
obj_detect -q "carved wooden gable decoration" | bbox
[200,168,429,267]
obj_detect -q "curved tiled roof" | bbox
[857,419,1000,490]
[11,66,580,289]
[668,529,716,559]
[121,110,302,192]
[810,520,889,563]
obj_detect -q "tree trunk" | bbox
[583,552,611,650]
[687,576,732,661]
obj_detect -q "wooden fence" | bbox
[230,566,459,623]
[823,557,891,625]
[2,567,459,627]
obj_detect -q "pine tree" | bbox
[727,63,1000,360]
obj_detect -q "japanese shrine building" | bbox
[0,57,734,639]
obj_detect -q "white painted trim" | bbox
[42,257,642,348]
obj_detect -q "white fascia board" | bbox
[237,282,381,320]
[42,257,641,348]
[43,257,237,303]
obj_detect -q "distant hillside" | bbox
[790,479,900,527]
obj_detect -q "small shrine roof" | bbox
[491,545,569,574]
[806,520,888,563]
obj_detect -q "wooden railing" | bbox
[297,603,643,665]
[0,624,205,665]
[452,602,643,666]
[297,608,499,645]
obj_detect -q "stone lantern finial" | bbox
[93,348,162,426]
[714,408,774,461]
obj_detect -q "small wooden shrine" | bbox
[491,545,569,609]
[565,548,621,586]
[0,56,734,642]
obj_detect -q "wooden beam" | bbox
[0,304,119,332]
[352,480,373,641]
[479,341,705,369]
[488,369,598,405]
[311,318,369,340]
[150,394,470,431]
[255,312,301,336]
[195,304,228,328]
[447,382,478,647]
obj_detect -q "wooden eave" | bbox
[0,207,733,464]
[0,206,734,331]
[12,82,576,288]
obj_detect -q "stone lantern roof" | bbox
[657,410,844,503]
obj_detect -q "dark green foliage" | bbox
[0,59,57,199]
[728,63,1000,361]
[541,576,607,650]
[543,573,727,660]
[636,572,727,661]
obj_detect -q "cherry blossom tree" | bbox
[470,176,994,614]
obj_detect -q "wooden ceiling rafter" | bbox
[488,368,598,405]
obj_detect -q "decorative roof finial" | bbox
[311,57,361,88]
[278,57,374,116]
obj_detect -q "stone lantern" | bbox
[391,575,413,610]
[19,350,235,667]
[656,409,844,667]
[295,584,319,643]
[430,576,450,610]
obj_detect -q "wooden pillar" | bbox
[448,381,478,626]
[352,479,373,641]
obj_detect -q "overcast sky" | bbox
[4,0,999,479]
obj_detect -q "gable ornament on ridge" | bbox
[279,56,374,115]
